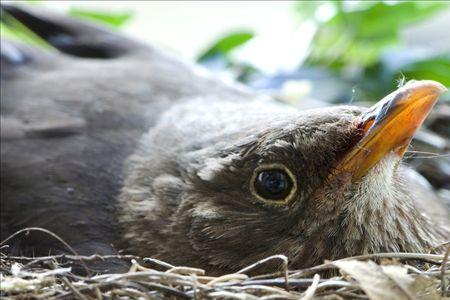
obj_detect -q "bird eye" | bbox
[250,164,297,205]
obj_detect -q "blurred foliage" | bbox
[69,8,133,28]
[402,55,450,85]
[1,12,53,50]
[1,1,449,103]
[198,31,257,82]
[24,0,43,5]
[198,31,254,63]
[1,4,130,51]
[302,1,446,68]
[198,1,450,103]
[301,1,450,100]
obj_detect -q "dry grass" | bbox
[1,244,449,300]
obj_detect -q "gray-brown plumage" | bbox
[1,5,449,274]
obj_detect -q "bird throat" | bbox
[337,153,444,254]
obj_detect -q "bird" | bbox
[1,5,449,274]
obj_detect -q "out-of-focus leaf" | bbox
[350,2,445,39]
[1,14,53,50]
[307,1,448,69]
[69,8,133,28]
[197,31,254,62]
[400,56,450,87]
[294,1,326,21]
[25,0,43,5]
[333,260,440,300]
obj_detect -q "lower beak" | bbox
[336,80,447,181]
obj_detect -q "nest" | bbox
[1,244,449,300]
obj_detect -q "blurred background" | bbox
[1,0,449,189]
[2,1,450,104]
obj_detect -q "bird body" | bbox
[1,5,448,274]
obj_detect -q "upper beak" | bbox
[336,80,447,181]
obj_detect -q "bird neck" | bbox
[296,155,448,269]
[337,156,447,255]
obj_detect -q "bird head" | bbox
[119,80,448,272]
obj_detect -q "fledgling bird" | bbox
[1,5,449,273]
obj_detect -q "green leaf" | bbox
[306,1,448,69]
[293,1,326,21]
[1,14,54,50]
[400,56,450,87]
[69,8,133,28]
[198,31,254,62]
[350,2,446,39]
[25,0,43,5]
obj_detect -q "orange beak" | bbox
[336,80,447,181]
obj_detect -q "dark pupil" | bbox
[255,170,292,200]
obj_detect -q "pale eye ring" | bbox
[250,163,297,206]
